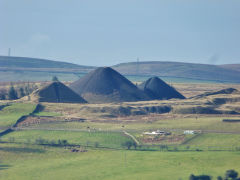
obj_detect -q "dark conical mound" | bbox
[193,88,239,99]
[138,77,185,100]
[69,67,150,103]
[33,81,87,103]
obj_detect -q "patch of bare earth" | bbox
[16,116,85,127]
[140,134,185,144]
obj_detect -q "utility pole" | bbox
[8,48,11,56]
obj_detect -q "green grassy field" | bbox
[0,143,240,180]
[184,133,240,147]
[3,128,240,151]
[1,102,240,179]
[0,103,36,129]
[0,130,133,149]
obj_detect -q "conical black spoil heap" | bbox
[34,81,87,103]
[138,77,185,100]
[70,67,150,103]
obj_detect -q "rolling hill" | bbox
[0,55,240,83]
[113,61,240,83]
[0,56,92,69]
[0,56,95,82]
[219,64,240,72]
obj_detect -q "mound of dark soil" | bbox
[138,77,185,100]
[34,81,87,103]
[193,88,239,99]
[69,67,150,103]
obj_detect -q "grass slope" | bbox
[0,103,36,129]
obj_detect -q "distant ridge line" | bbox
[0,55,240,83]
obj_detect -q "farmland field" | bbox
[1,82,240,180]
[0,130,133,149]
[2,1,240,179]
[0,143,240,180]
[184,133,240,147]
[28,116,240,133]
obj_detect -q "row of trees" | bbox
[190,169,240,180]
[4,137,69,146]
[35,138,68,146]
[4,137,101,148]
[0,83,38,100]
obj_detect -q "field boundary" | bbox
[0,104,9,111]
[0,128,14,136]
[180,133,202,145]
[123,131,140,145]
[0,103,38,137]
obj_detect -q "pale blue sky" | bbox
[0,0,240,66]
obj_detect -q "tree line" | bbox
[0,82,38,100]
[0,76,59,100]
[189,169,240,180]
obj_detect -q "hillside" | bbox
[0,56,240,83]
[219,64,240,72]
[0,56,93,69]
[113,61,240,83]
[0,56,95,82]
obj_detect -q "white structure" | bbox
[184,130,196,135]
[143,130,165,135]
